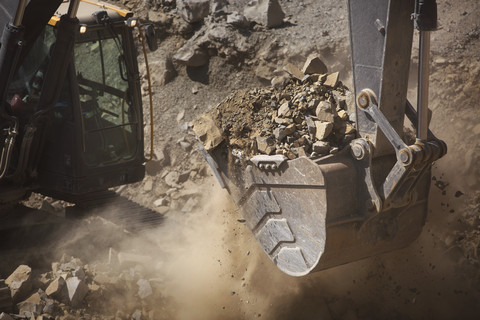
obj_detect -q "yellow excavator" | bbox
[202,0,447,276]
[0,0,157,213]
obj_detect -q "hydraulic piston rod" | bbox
[414,0,437,141]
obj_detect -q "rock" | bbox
[271,73,290,88]
[65,277,88,307]
[176,109,185,122]
[137,279,153,300]
[302,56,328,75]
[173,45,209,67]
[316,100,336,122]
[192,114,224,151]
[149,57,176,86]
[255,64,274,83]
[0,313,14,320]
[143,179,153,192]
[72,267,85,281]
[164,171,180,188]
[211,0,228,13]
[273,126,287,141]
[45,277,67,301]
[227,11,249,28]
[244,0,285,28]
[277,101,290,117]
[283,63,305,80]
[312,141,330,154]
[256,136,275,155]
[315,121,333,140]
[324,72,339,87]
[17,292,44,318]
[337,109,348,120]
[5,265,32,303]
[177,0,210,23]
[153,198,168,207]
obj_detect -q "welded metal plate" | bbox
[239,157,327,276]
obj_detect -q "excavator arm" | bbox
[202,0,446,276]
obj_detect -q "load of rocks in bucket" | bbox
[194,59,356,163]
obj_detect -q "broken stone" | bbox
[337,109,348,120]
[244,0,285,28]
[176,109,185,122]
[173,45,209,67]
[277,101,290,117]
[302,56,328,75]
[227,11,250,28]
[0,313,14,320]
[164,171,180,188]
[316,100,336,122]
[137,279,153,300]
[283,63,305,80]
[312,141,330,154]
[149,57,176,86]
[324,72,339,88]
[315,121,333,140]
[143,179,153,192]
[45,277,67,301]
[273,126,287,141]
[65,277,88,307]
[176,0,210,23]
[5,265,32,303]
[256,136,275,155]
[17,292,44,318]
[153,198,168,207]
[193,114,224,151]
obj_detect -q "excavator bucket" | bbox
[206,144,431,276]
[197,0,446,276]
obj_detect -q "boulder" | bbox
[315,121,333,140]
[5,265,32,303]
[193,114,224,151]
[227,11,249,28]
[316,100,336,122]
[177,0,210,23]
[302,56,328,75]
[173,45,209,67]
[244,0,285,28]
[66,277,88,307]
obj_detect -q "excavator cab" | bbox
[200,0,446,276]
[0,0,152,206]
[35,2,145,199]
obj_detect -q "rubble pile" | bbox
[0,254,170,320]
[194,63,356,162]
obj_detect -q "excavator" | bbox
[0,0,158,217]
[202,0,447,276]
[0,0,446,278]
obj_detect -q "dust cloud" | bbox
[43,179,305,320]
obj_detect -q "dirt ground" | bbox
[2,0,480,319]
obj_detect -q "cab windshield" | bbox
[74,26,139,166]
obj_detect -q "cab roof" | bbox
[48,0,133,27]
